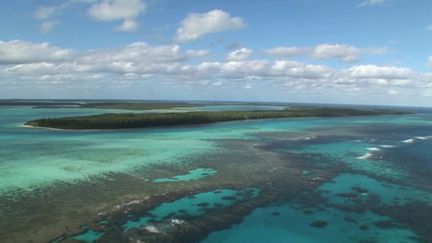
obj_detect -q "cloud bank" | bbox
[1,39,429,103]
[265,44,388,63]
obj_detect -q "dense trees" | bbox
[25,108,406,130]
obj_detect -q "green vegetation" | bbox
[25,107,407,130]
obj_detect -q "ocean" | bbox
[0,103,431,242]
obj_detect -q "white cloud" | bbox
[313,44,360,63]
[227,48,252,61]
[115,19,139,32]
[347,65,414,80]
[176,9,245,42]
[265,44,387,62]
[88,0,146,32]
[0,40,210,77]
[0,40,74,64]
[186,50,210,58]
[358,0,386,7]
[34,6,59,20]
[388,89,399,95]
[2,39,431,101]
[268,60,333,79]
[264,46,311,57]
[425,25,432,32]
[88,0,145,21]
[33,0,146,33]
[33,5,65,32]
[40,21,58,33]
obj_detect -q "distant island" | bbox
[25,107,408,130]
[0,100,201,110]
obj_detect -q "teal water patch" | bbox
[123,188,260,230]
[203,204,417,243]
[71,229,104,242]
[152,168,217,183]
[319,173,432,206]
[351,114,432,126]
[291,140,406,178]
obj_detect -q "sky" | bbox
[0,0,432,106]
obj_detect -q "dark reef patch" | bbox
[196,202,209,207]
[358,225,369,231]
[310,220,328,228]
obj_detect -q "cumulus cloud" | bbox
[313,44,360,63]
[347,65,414,80]
[0,40,74,64]
[88,0,145,21]
[115,19,139,32]
[88,0,146,32]
[226,48,253,61]
[33,0,146,32]
[176,9,245,42]
[0,40,210,78]
[265,44,388,63]
[264,46,311,57]
[358,0,386,7]
[2,39,430,100]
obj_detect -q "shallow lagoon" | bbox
[0,105,431,242]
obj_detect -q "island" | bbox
[24,107,408,130]
[0,100,201,110]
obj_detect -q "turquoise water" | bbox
[319,173,432,206]
[291,140,407,178]
[2,107,415,193]
[123,188,260,230]
[203,204,417,243]
[72,229,104,242]
[204,172,432,243]
[1,105,432,242]
[152,168,217,183]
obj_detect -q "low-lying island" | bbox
[24,107,408,130]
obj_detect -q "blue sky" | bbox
[0,0,431,106]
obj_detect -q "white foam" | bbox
[380,145,395,148]
[402,138,414,144]
[357,152,373,160]
[401,135,432,144]
[170,219,185,225]
[366,147,381,151]
[144,225,160,233]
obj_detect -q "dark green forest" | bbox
[25,107,407,130]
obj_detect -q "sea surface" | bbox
[0,103,431,242]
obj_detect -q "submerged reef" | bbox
[2,108,431,243]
